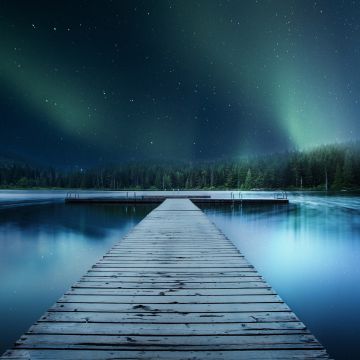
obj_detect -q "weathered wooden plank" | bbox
[0,349,332,359]
[117,237,235,240]
[108,249,239,253]
[77,276,269,290]
[109,247,237,250]
[95,259,251,265]
[86,271,259,276]
[116,238,235,241]
[110,247,237,251]
[102,255,245,259]
[80,276,264,282]
[15,334,320,350]
[39,311,299,324]
[91,266,254,270]
[101,258,247,262]
[98,258,247,262]
[58,294,282,304]
[50,302,291,313]
[107,253,240,257]
[121,236,231,238]
[83,271,262,284]
[28,321,308,335]
[98,259,248,264]
[68,288,275,296]
[117,239,234,242]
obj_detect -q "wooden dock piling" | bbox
[1,199,330,359]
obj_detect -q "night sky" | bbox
[1,0,360,166]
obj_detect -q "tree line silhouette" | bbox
[1,143,359,190]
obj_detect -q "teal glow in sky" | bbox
[1,0,360,165]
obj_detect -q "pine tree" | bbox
[332,164,343,190]
[343,152,354,187]
[243,169,253,190]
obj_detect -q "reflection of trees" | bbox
[0,204,154,239]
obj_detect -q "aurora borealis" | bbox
[1,0,360,166]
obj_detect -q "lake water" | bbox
[0,190,360,359]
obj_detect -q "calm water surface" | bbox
[0,190,359,359]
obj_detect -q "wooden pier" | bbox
[1,199,329,359]
[65,195,289,205]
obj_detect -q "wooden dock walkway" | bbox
[1,199,329,359]
[65,195,289,205]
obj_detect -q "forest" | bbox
[1,143,360,190]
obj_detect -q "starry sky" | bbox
[1,0,360,166]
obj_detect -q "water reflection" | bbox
[0,203,155,353]
[201,199,360,360]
